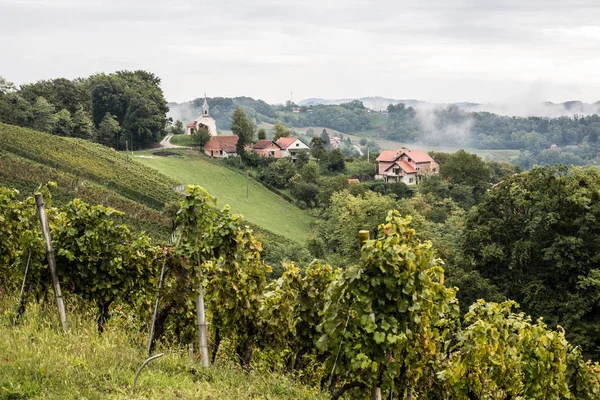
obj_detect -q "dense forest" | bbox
[0,71,169,149]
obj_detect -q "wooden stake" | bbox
[359,230,370,245]
[196,282,210,367]
[371,387,382,400]
[35,193,68,332]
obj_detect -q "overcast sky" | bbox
[1,0,599,104]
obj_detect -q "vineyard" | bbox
[1,184,600,399]
[0,123,181,210]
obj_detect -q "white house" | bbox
[375,149,439,185]
[275,137,310,162]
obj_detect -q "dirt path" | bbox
[159,134,185,149]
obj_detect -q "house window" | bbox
[393,168,400,175]
[269,151,275,156]
[409,178,414,183]
[220,150,223,155]
[296,143,299,146]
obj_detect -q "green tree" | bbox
[231,107,253,158]
[273,122,291,141]
[0,76,16,94]
[314,190,397,260]
[72,105,95,139]
[441,149,492,203]
[464,165,600,358]
[192,126,211,150]
[53,108,74,137]
[257,128,267,140]
[97,113,120,145]
[295,151,310,168]
[170,120,185,135]
[257,157,297,188]
[320,128,330,148]
[324,149,346,173]
[31,97,56,132]
[310,136,327,162]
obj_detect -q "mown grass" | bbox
[0,297,326,400]
[169,135,194,147]
[136,150,313,243]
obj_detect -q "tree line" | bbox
[0,71,169,149]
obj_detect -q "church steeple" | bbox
[202,94,209,116]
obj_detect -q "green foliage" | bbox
[97,112,120,144]
[273,122,291,140]
[231,107,254,157]
[0,123,181,210]
[257,157,297,189]
[322,149,346,173]
[0,71,168,149]
[53,199,159,324]
[53,108,74,137]
[31,96,56,132]
[318,211,458,395]
[464,165,600,358]
[0,187,45,293]
[257,128,267,140]
[310,136,327,162]
[314,190,398,260]
[440,149,492,203]
[167,186,270,365]
[191,125,211,149]
[170,119,185,135]
[439,300,600,400]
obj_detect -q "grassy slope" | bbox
[137,150,313,243]
[0,299,325,400]
[0,123,178,240]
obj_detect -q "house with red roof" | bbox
[204,135,239,158]
[251,139,281,158]
[275,137,310,162]
[375,148,439,185]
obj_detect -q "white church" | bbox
[186,95,217,136]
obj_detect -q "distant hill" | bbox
[168,96,278,130]
[298,97,600,117]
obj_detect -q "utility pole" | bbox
[126,140,129,169]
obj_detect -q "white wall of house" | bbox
[280,139,310,158]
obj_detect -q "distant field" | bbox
[137,150,313,243]
[292,125,519,162]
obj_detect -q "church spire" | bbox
[202,94,209,116]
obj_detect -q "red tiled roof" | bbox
[376,150,400,162]
[275,137,298,149]
[384,160,417,174]
[402,149,435,163]
[207,135,238,153]
[375,148,435,164]
[253,139,279,150]
[187,123,195,127]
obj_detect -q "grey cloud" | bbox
[1,0,599,105]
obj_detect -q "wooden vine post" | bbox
[196,269,210,367]
[35,192,68,332]
[359,230,382,400]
